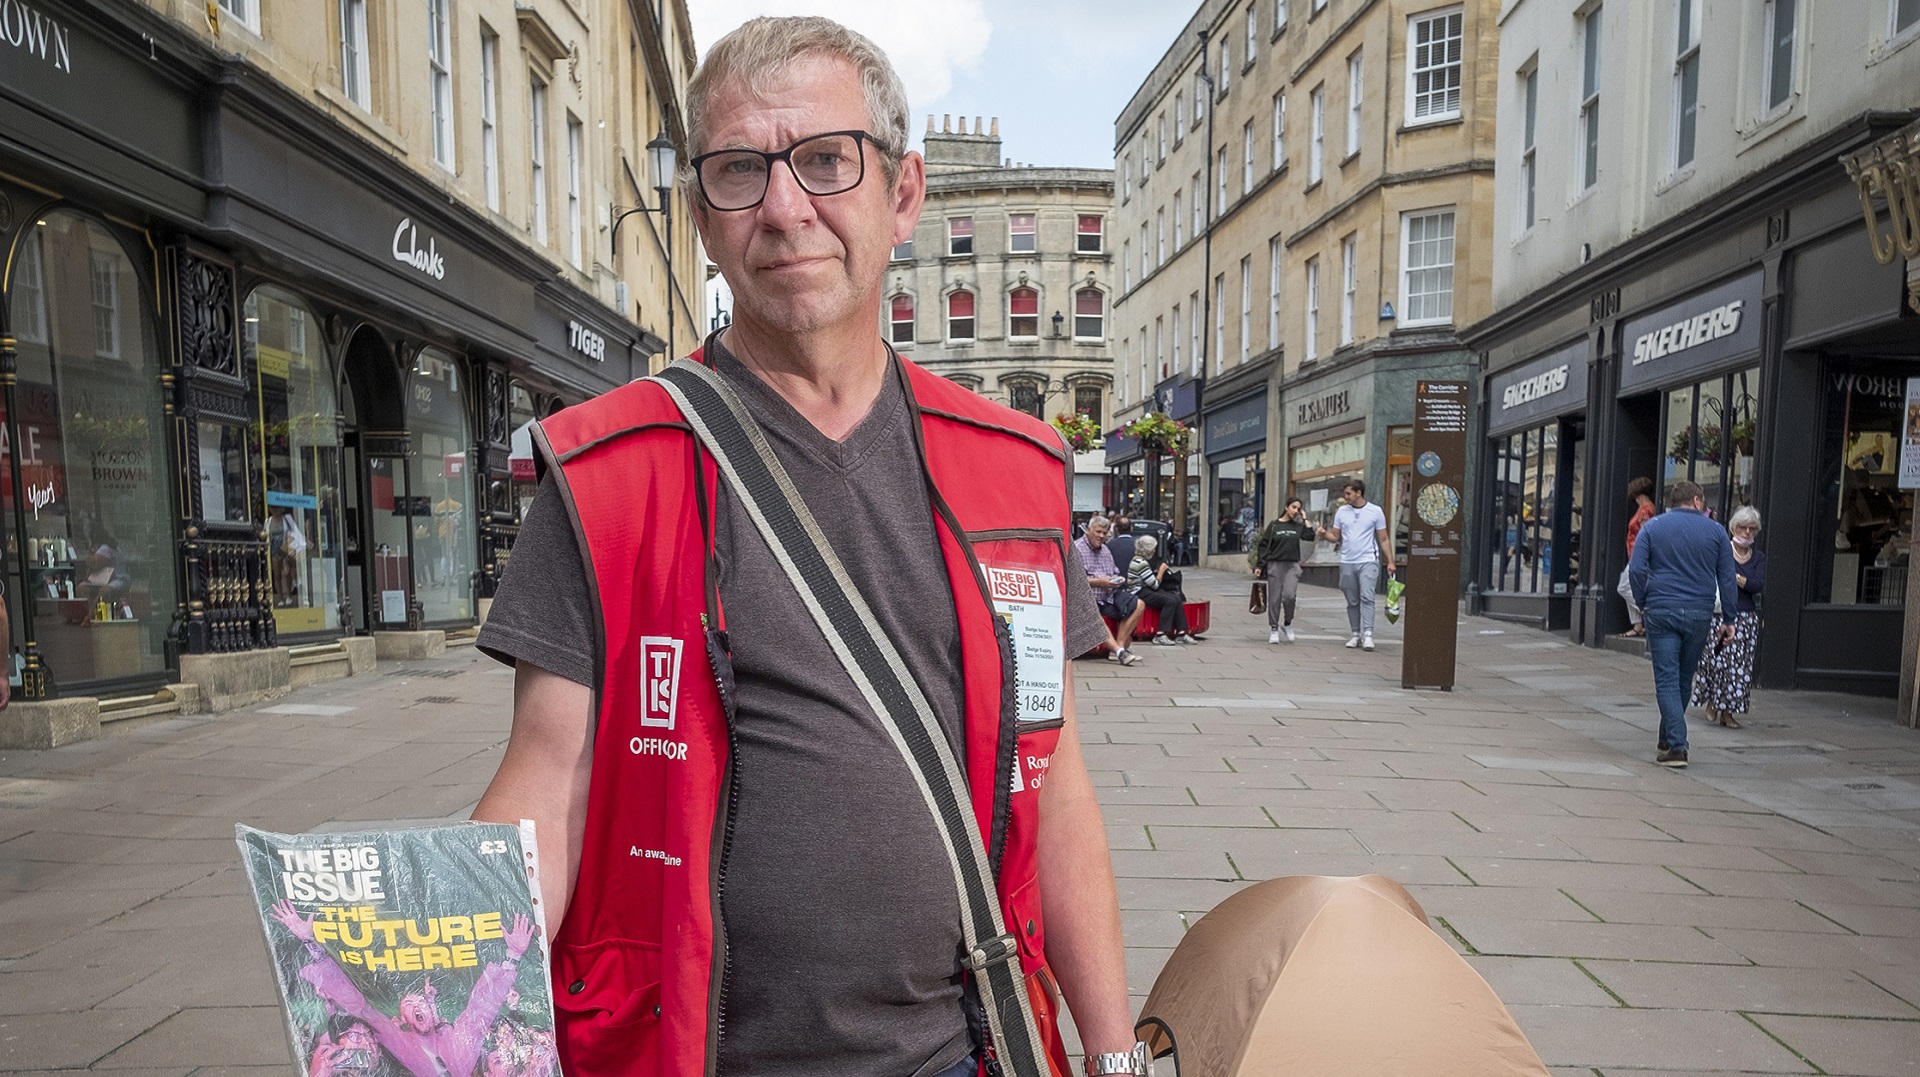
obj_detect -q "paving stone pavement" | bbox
[3,569,1919,1076]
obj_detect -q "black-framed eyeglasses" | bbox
[690,130,887,211]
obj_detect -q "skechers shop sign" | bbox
[1618,270,1763,394]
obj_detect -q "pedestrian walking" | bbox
[1617,477,1656,637]
[1316,480,1395,651]
[469,18,1135,1077]
[1629,480,1739,768]
[1252,497,1313,643]
[1692,506,1767,728]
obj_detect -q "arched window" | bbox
[247,284,345,634]
[5,210,176,685]
[947,290,975,342]
[1009,287,1039,339]
[889,294,915,345]
[1008,381,1043,419]
[1074,288,1105,340]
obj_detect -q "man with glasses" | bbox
[471,16,1137,1077]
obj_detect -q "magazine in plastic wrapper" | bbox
[235,821,559,1077]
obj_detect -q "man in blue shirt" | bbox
[1629,480,1739,768]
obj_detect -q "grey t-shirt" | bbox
[479,344,1107,1077]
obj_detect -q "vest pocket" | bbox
[553,937,662,1072]
[1007,874,1046,966]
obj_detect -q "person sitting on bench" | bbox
[1128,536,1195,645]
[1075,515,1145,666]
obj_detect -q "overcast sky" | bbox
[686,0,1198,170]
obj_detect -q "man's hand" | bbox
[504,913,535,960]
[270,899,317,943]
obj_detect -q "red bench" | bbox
[1101,599,1211,639]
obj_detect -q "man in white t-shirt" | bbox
[1316,479,1395,651]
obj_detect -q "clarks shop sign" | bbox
[1489,340,1587,436]
[1617,270,1763,394]
[1,1,71,74]
[392,218,447,281]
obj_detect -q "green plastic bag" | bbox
[1384,578,1405,624]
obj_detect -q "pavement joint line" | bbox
[1791,900,1861,935]
[1143,826,1156,851]
[1558,888,1606,922]
[1431,915,1479,954]
[1442,856,1478,885]
[1222,852,1245,881]
[1737,1011,1826,1075]
[1856,971,1920,1015]
[1449,811,1483,833]
[1569,959,1630,1008]
[1660,865,1715,895]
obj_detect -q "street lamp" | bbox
[1051,310,1065,338]
[612,130,681,361]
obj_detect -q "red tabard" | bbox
[531,352,1076,1077]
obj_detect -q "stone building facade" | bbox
[891,117,1117,449]
[1467,0,1920,701]
[1111,0,1497,573]
[0,0,699,735]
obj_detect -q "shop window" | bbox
[1814,363,1910,606]
[247,286,345,635]
[1073,288,1104,340]
[1009,288,1039,339]
[1487,424,1574,595]
[948,217,973,257]
[947,290,975,342]
[4,211,177,685]
[407,348,476,624]
[890,294,916,345]
[1660,365,1759,522]
[1290,431,1366,564]
[1010,214,1037,253]
[508,383,538,523]
[1213,451,1266,553]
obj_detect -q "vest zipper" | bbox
[704,615,741,1077]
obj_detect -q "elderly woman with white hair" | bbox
[1692,505,1766,727]
[1126,534,1197,644]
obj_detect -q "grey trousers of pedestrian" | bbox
[1339,562,1380,636]
[1616,565,1642,627]
[1265,561,1303,629]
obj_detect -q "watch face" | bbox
[1416,482,1460,526]
[1415,451,1443,478]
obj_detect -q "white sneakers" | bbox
[1283,625,1296,642]
[1268,630,1281,644]
[1107,648,1143,666]
[1345,634,1360,648]
[1362,633,1375,651]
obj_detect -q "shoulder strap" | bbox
[648,359,1052,1077]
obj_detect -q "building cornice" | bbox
[925,168,1115,195]
[1285,160,1494,248]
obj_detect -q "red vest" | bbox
[533,351,1075,1077]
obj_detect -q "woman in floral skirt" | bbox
[1693,506,1766,728]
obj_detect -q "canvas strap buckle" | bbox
[964,933,1021,972]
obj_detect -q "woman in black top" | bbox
[1252,498,1314,643]
[1692,506,1766,728]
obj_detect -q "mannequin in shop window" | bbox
[270,506,311,607]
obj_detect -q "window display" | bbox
[1290,431,1365,563]
[1661,365,1758,519]
[407,348,476,624]
[247,286,344,635]
[1814,362,1912,606]
[3,211,177,685]
[1213,451,1265,552]
[1486,420,1585,596]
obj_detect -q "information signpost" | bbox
[1402,380,1470,690]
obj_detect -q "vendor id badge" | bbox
[985,565,1065,726]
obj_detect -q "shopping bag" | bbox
[1384,578,1405,624]
[1249,579,1268,616]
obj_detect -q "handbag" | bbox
[651,359,1057,1077]
[1249,578,1268,615]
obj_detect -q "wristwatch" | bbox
[1084,1042,1151,1077]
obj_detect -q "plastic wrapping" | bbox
[235,821,558,1077]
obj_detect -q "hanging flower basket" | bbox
[1051,413,1103,454]
[1121,413,1193,457]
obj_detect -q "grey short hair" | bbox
[1135,535,1159,556]
[683,16,910,191]
[1088,515,1112,531]
[1729,505,1762,532]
